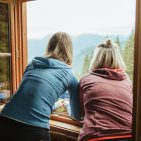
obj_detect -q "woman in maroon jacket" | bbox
[78,39,132,141]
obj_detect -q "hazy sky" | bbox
[27,0,136,39]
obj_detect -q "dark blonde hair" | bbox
[90,39,126,70]
[45,32,73,65]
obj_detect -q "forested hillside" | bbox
[123,31,134,80]
[28,33,134,80]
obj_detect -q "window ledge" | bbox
[50,118,81,141]
[0,104,5,111]
[50,112,82,140]
[50,119,81,134]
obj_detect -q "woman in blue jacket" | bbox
[0,32,81,141]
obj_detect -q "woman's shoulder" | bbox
[80,73,93,82]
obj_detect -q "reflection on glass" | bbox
[0,2,11,102]
[0,3,9,53]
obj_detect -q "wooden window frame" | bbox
[21,0,141,140]
[1,0,141,140]
[0,0,28,94]
[132,0,141,140]
[10,0,27,93]
[50,113,82,140]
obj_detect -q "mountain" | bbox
[28,35,52,62]
[28,33,129,78]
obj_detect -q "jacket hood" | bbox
[32,57,70,69]
[90,68,127,81]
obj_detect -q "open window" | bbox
[25,0,138,140]
[0,0,141,140]
[26,0,135,120]
[0,2,11,103]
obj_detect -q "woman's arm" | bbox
[68,74,81,121]
[79,81,85,119]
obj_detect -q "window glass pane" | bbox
[0,2,11,102]
[0,57,11,101]
[0,3,9,53]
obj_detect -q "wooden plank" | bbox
[21,2,28,71]
[50,119,81,140]
[50,120,81,133]
[51,113,82,127]
[9,1,17,93]
[133,0,141,140]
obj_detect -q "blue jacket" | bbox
[1,57,81,129]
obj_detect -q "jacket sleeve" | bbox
[68,74,81,121]
[79,79,85,119]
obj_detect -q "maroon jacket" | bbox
[78,68,132,141]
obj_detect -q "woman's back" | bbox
[79,68,132,140]
[1,57,80,129]
[78,37,133,141]
[0,32,81,141]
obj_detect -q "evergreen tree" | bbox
[82,55,90,75]
[115,35,122,53]
[123,31,134,81]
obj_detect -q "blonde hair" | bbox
[89,39,126,70]
[45,32,73,65]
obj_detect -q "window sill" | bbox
[50,112,82,140]
[50,113,82,141]
[51,112,82,126]
[0,104,5,111]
